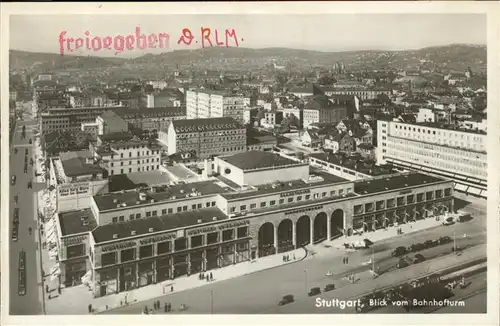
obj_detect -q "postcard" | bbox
[1,2,499,326]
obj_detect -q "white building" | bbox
[377,120,487,196]
[186,90,245,124]
[416,108,436,123]
[147,80,168,90]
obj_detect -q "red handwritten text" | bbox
[177,27,241,48]
[59,27,170,56]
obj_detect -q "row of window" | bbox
[353,188,452,215]
[112,150,160,159]
[111,201,218,223]
[229,189,352,213]
[110,158,160,167]
[393,124,484,142]
[100,227,249,266]
[109,165,160,176]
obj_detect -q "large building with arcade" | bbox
[51,151,454,297]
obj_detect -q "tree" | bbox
[144,84,154,94]
[472,95,486,112]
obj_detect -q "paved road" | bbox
[104,212,485,315]
[9,117,44,315]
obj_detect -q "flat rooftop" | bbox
[59,151,104,177]
[94,180,229,211]
[221,151,306,171]
[92,207,228,243]
[222,169,349,201]
[353,173,447,195]
[309,152,395,177]
[109,171,173,192]
[58,209,98,236]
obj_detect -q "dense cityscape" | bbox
[8,41,487,315]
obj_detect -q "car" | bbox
[27,181,32,189]
[12,227,18,242]
[278,294,295,306]
[413,254,426,264]
[29,138,32,144]
[24,167,28,174]
[397,258,410,269]
[14,148,18,154]
[424,240,435,248]
[442,216,455,225]
[18,270,26,296]
[11,175,16,185]
[308,287,321,297]
[19,250,26,271]
[25,148,28,155]
[324,284,336,292]
[391,246,407,257]
[13,208,19,224]
[30,158,33,165]
[439,236,452,244]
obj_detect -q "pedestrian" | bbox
[164,302,168,312]
[282,255,285,262]
[346,257,349,264]
[58,286,61,295]
[153,301,157,310]
[293,253,296,260]
[157,300,160,311]
[168,302,172,312]
[120,300,123,306]
[45,285,49,293]
[144,306,149,314]
[88,304,92,313]
[171,285,174,292]
[106,305,109,310]
[210,272,213,280]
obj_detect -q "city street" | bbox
[9,116,45,315]
[104,211,486,315]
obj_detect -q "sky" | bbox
[9,14,486,58]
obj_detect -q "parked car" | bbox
[391,246,407,257]
[397,258,410,269]
[25,148,28,155]
[29,138,32,144]
[12,227,18,242]
[11,175,16,185]
[324,284,335,292]
[413,254,426,264]
[14,148,18,154]
[424,240,435,248]
[278,294,294,306]
[308,287,321,297]
[439,236,452,244]
[13,208,19,224]
[442,216,455,225]
[18,270,26,296]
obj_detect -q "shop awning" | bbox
[467,187,482,195]
[455,184,468,192]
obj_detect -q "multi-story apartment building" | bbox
[186,90,245,124]
[41,106,124,134]
[48,151,109,213]
[323,87,391,101]
[377,120,487,196]
[164,117,246,158]
[302,95,349,129]
[114,107,186,132]
[92,134,163,176]
[96,111,129,135]
[52,151,453,293]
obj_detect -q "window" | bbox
[444,188,452,197]
[120,248,135,262]
[330,191,336,196]
[174,238,188,251]
[152,210,157,216]
[207,232,219,244]
[157,241,171,254]
[168,208,173,214]
[240,205,247,211]
[297,196,302,201]
[288,197,293,203]
[192,204,197,210]
[162,209,167,215]
[135,213,141,219]
[206,202,211,208]
[417,193,424,202]
[111,163,114,167]
[237,227,248,238]
[119,215,124,222]
[191,235,203,248]
[112,217,118,223]
[396,197,405,206]
[250,203,257,209]
[146,211,151,217]
[230,207,236,213]
[139,245,153,258]
[66,244,85,259]
[211,201,216,206]
[426,191,434,201]
[260,202,266,208]
[339,189,344,195]
[305,195,311,200]
[101,252,116,266]
[322,192,327,197]
[182,205,188,211]
[129,214,134,220]
[177,207,182,213]
[375,201,385,210]
[354,205,363,215]
[222,229,235,241]
[197,203,202,209]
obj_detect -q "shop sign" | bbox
[187,226,217,236]
[101,241,136,253]
[218,220,250,230]
[62,235,87,246]
[285,205,323,216]
[139,232,177,246]
[280,189,311,198]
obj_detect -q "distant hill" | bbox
[9,50,126,72]
[9,44,486,73]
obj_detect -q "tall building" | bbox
[377,120,487,196]
[186,89,245,124]
[164,117,246,158]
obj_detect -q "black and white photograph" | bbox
[1,2,499,325]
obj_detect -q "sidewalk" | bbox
[44,247,308,314]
